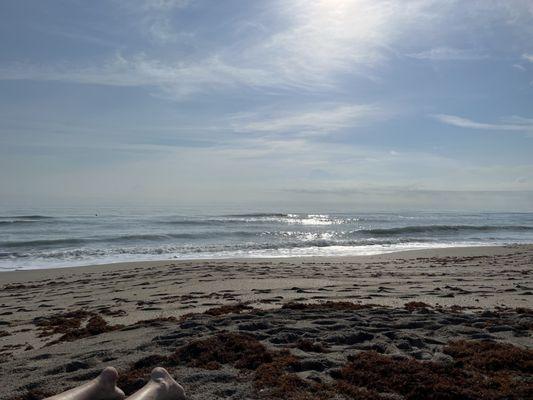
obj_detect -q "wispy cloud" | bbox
[523,53,533,63]
[139,0,191,43]
[408,47,487,61]
[0,0,532,99]
[3,0,421,94]
[432,114,533,133]
[0,54,282,97]
[110,0,193,44]
[140,0,190,10]
[231,103,383,135]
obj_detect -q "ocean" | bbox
[1,208,533,271]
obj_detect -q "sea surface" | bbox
[1,208,533,271]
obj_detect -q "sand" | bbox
[0,245,531,399]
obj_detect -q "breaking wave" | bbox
[358,225,533,235]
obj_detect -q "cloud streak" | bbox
[432,114,533,133]
[231,103,383,135]
[0,54,282,97]
[408,47,487,60]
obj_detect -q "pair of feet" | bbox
[45,367,185,400]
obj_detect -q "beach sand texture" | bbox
[0,245,531,399]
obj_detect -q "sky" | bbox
[1,0,533,211]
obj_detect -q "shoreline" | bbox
[1,243,530,314]
[1,243,528,278]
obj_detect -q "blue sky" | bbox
[1,0,533,211]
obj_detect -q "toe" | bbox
[150,367,171,382]
[99,367,119,385]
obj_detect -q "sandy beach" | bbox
[1,245,532,399]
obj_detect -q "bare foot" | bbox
[45,367,125,400]
[126,367,185,400]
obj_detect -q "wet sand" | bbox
[0,245,531,399]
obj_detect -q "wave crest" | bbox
[358,225,533,235]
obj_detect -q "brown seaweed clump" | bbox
[48,315,123,345]
[203,302,254,316]
[444,340,533,373]
[117,332,278,395]
[171,332,273,370]
[404,301,432,312]
[282,301,375,311]
[118,331,281,395]
[253,353,334,400]
[117,354,170,394]
[293,338,328,353]
[169,332,330,399]
[130,316,178,328]
[33,310,93,337]
[335,351,479,399]
[177,303,255,323]
[252,339,533,400]
[34,311,123,345]
[334,341,533,400]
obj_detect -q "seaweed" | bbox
[444,340,533,373]
[335,343,533,400]
[404,301,432,311]
[117,367,151,395]
[34,309,128,342]
[293,339,328,353]
[203,302,254,316]
[282,301,376,311]
[171,332,273,370]
[33,310,93,337]
[130,316,178,328]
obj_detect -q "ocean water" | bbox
[1,208,533,271]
